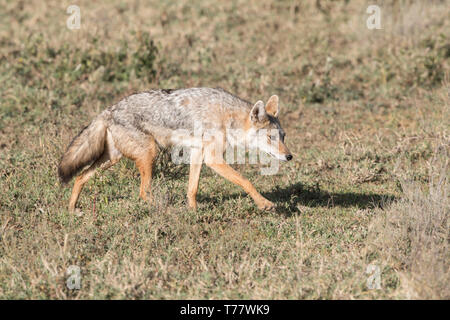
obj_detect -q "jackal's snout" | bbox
[276,138,292,161]
[278,146,293,161]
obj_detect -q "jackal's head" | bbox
[246,95,292,161]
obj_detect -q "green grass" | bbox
[0,0,448,299]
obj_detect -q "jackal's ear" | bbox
[265,95,279,117]
[250,100,267,123]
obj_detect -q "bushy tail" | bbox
[58,117,107,184]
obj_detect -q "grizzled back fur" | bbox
[109,87,252,135]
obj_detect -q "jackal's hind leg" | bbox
[135,138,158,203]
[68,152,120,212]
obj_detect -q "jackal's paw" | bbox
[257,199,276,211]
[72,208,84,217]
[187,199,198,211]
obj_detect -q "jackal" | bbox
[58,88,292,212]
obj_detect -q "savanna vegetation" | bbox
[0,0,448,299]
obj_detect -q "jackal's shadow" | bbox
[198,181,396,215]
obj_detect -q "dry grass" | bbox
[0,0,449,299]
[369,149,449,299]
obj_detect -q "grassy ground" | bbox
[0,0,448,299]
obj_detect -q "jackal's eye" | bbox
[269,134,278,141]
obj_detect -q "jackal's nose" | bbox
[286,154,293,161]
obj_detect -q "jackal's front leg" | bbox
[205,160,275,211]
[187,147,203,210]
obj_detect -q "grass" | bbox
[0,0,448,299]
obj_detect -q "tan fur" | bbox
[278,140,291,155]
[187,147,203,210]
[204,156,275,211]
[135,137,158,202]
[58,115,107,184]
[265,95,279,117]
[181,98,190,106]
[59,88,292,212]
